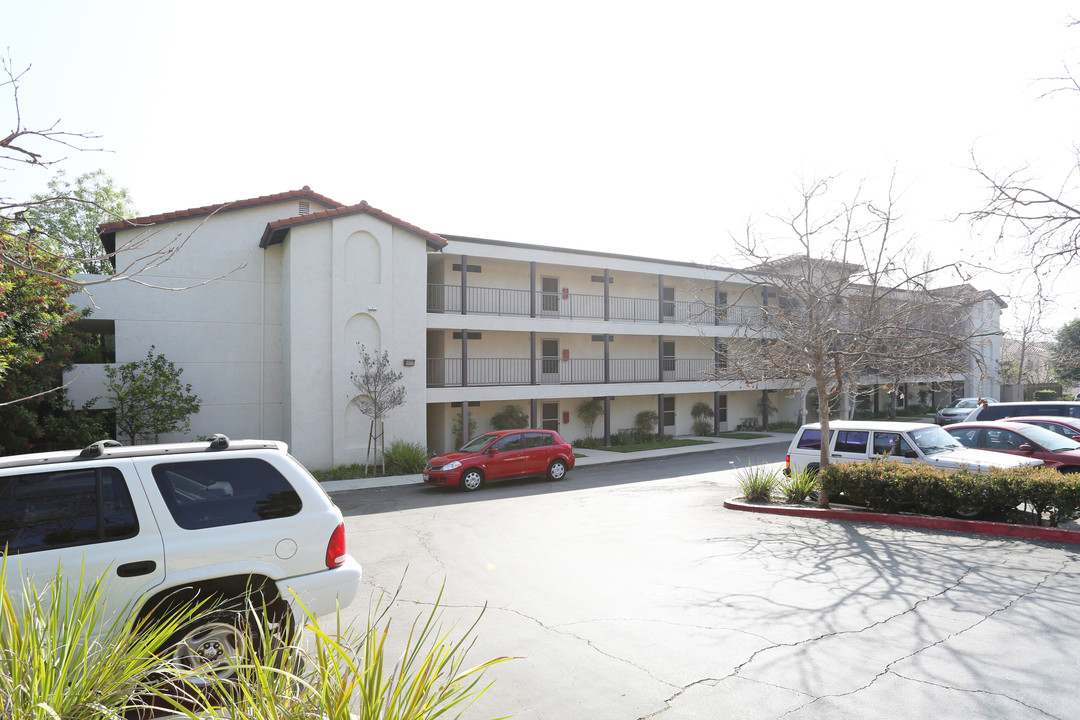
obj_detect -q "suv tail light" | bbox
[785,454,790,471]
[325,522,347,568]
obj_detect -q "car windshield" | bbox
[950,399,978,409]
[458,433,499,453]
[909,426,965,454]
[1016,424,1080,452]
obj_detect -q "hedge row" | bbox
[818,460,1080,527]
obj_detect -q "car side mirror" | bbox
[1018,444,1033,452]
[488,446,499,455]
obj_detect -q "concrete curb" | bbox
[723,498,1080,545]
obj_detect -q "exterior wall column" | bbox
[530,261,537,318]
[603,268,611,321]
[461,329,468,387]
[714,280,722,326]
[658,273,665,324]
[657,394,665,439]
[761,389,770,431]
[603,333,610,384]
[530,398,538,429]
[658,334,664,382]
[603,396,612,447]
[713,391,722,435]
[530,331,537,385]
[460,254,468,315]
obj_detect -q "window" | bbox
[834,431,868,453]
[152,458,302,530]
[541,339,560,376]
[715,342,728,371]
[493,434,523,452]
[0,467,137,554]
[525,432,554,448]
[663,396,675,427]
[541,277,560,313]
[983,429,1027,451]
[873,432,918,459]
[716,394,727,423]
[796,429,821,450]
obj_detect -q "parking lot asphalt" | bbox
[333,447,1080,720]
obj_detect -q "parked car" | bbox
[423,429,575,491]
[1008,416,1080,442]
[946,421,1080,472]
[0,435,362,678]
[934,397,998,425]
[785,420,1044,475]
[962,401,1080,422]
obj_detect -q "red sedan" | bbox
[423,429,575,491]
[946,420,1080,473]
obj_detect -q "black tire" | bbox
[460,468,485,491]
[547,459,568,481]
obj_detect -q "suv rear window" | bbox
[796,429,822,450]
[834,431,869,453]
[980,404,1080,420]
[0,467,138,554]
[152,458,302,530]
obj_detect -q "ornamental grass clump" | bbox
[383,439,432,475]
[779,466,818,503]
[737,463,778,502]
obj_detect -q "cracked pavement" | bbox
[334,446,1080,719]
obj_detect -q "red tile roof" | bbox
[259,200,447,249]
[97,187,344,234]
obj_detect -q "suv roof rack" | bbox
[0,435,283,470]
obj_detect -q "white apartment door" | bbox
[541,277,560,315]
[541,402,560,431]
[541,339,560,383]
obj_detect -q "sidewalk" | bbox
[320,433,790,493]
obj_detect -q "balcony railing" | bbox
[427,283,764,326]
[426,357,723,387]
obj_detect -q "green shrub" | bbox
[634,410,658,442]
[1034,389,1058,401]
[610,429,636,446]
[572,437,605,449]
[451,413,478,449]
[768,421,798,433]
[819,460,1080,526]
[737,464,778,502]
[692,419,713,436]
[779,467,818,503]
[577,399,604,437]
[490,404,528,430]
[383,440,431,475]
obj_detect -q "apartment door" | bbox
[541,402,560,431]
[541,339,560,383]
[541,276,560,315]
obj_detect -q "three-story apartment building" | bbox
[65,188,1000,469]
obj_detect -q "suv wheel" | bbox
[460,468,485,492]
[547,459,568,481]
[169,614,253,682]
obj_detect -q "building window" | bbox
[452,332,483,340]
[452,263,482,273]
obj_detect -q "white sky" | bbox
[5,1,1080,332]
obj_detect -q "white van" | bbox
[785,421,1044,475]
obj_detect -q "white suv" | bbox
[785,421,1045,475]
[0,435,362,675]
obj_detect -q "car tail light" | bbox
[325,522,347,568]
[785,454,790,471]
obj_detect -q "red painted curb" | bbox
[723,499,1080,545]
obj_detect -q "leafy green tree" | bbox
[27,170,137,275]
[0,243,81,381]
[103,347,201,444]
[1053,318,1080,385]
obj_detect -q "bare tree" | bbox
[715,177,999,506]
[349,345,407,473]
[1,56,243,291]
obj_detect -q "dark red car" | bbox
[1008,416,1080,442]
[423,429,575,491]
[946,421,1080,473]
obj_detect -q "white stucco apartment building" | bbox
[65,188,1002,470]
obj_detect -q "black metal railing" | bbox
[426,356,721,387]
[427,283,763,325]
